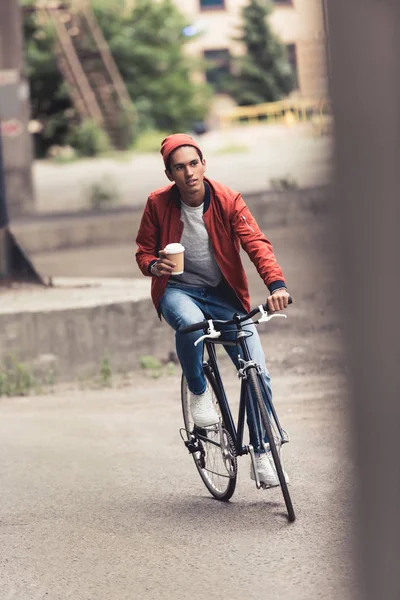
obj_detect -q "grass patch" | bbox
[214,143,249,155]
[0,354,56,397]
[132,130,168,153]
[0,353,177,396]
[139,355,177,379]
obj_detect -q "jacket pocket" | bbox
[240,215,255,233]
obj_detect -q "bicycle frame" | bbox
[194,316,287,458]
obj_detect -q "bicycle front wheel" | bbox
[247,368,295,522]
[181,371,237,501]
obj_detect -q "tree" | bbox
[226,0,295,106]
[94,0,211,134]
[22,0,211,156]
[23,3,72,157]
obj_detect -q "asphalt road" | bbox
[1,368,354,600]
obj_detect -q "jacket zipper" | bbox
[241,215,255,233]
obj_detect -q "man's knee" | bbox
[176,315,202,331]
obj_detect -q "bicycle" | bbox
[179,300,295,522]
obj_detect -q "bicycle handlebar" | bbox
[180,296,293,334]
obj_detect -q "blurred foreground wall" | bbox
[327,0,400,597]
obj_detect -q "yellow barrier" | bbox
[220,98,331,130]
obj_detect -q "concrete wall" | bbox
[0,296,173,380]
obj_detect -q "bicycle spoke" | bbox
[181,369,237,501]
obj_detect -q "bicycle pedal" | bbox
[260,482,274,490]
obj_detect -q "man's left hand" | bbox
[267,288,290,313]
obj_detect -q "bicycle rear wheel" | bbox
[181,369,237,501]
[247,368,295,522]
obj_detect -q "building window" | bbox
[204,49,231,92]
[286,43,298,88]
[200,0,225,10]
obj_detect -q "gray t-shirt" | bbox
[170,200,222,287]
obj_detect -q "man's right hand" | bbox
[150,250,176,277]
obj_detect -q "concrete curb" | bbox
[13,208,143,255]
[0,278,174,380]
[12,186,331,255]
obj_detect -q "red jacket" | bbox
[135,178,286,315]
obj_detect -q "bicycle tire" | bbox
[247,368,296,522]
[181,369,237,501]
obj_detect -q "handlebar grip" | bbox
[248,295,293,320]
[180,320,210,334]
[263,295,293,312]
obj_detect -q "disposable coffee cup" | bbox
[164,243,185,275]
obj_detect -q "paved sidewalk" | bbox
[0,277,150,314]
[32,123,333,214]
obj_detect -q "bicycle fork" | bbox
[237,357,271,490]
[248,444,262,489]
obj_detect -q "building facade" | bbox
[175,0,328,101]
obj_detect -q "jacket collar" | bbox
[170,180,211,214]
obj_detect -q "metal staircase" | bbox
[37,1,133,149]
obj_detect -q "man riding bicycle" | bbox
[135,133,290,487]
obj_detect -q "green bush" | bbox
[133,129,169,153]
[68,120,111,157]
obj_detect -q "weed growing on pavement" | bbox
[87,177,120,210]
[269,175,299,191]
[0,354,60,397]
[165,362,176,376]
[0,354,176,396]
[139,355,177,379]
[0,355,37,397]
[99,357,113,388]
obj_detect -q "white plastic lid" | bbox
[164,243,185,254]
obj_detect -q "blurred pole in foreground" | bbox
[0,0,43,284]
[0,0,34,218]
[0,131,9,276]
[326,1,400,598]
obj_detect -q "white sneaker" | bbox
[190,387,219,428]
[250,448,289,487]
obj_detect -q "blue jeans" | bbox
[159,281,272,452]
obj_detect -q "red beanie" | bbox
[160,133,203,169]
